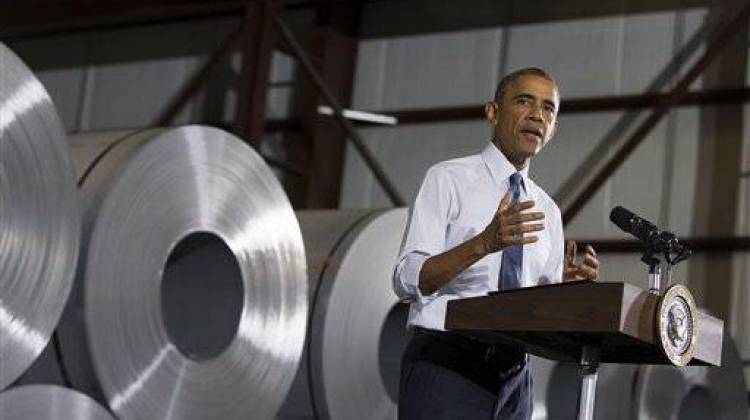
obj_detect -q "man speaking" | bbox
[393,68,600,419]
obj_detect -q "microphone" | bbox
[609,206,659,243]
[609,206,691,264]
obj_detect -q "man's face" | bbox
[485,75,559,167]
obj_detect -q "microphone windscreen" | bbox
[609,206,635,232]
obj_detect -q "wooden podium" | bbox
[445,281,724,420]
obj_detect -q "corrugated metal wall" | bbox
[8,18,295,133]
[732,103,750,383]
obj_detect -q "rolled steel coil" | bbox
[277,209,409,420]
[530,338,747,419]
[56,126,307,420]
[0,42,80,390]
[0,385,115,420]
[632,337,748,420]
[530,357,640,420]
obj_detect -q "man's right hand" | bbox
[418,191,545,296]
[478,191,545,255]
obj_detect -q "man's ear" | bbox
[550,117,558,139]
[484,101,498,125]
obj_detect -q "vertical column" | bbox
[235,0,280,147]
[286,3,361,209]
[688,7,747,320]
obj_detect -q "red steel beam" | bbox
[295,3,361,209]
[263,87,750,132]
[275,14,406,206]
[0,1,247,39]
[261,154,309,177]
[235,0,280,147]
[369,87,750,126]
[0,0,724,40]
[571,236,750,254]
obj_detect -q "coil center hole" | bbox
[161,232,244,361]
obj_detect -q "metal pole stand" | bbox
[647,262,662,295]
[577,346,601,420]
[641,247,666,296]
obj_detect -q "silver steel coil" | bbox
[530,357,641,420]
[530,338,747,419]
[632,336,747,420]
[0,42,80,390]
[277,209,409,420]
[529,356,578,419]
[0,385,115,420]
[57,126,307,419]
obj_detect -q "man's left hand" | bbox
[563,240,599,281]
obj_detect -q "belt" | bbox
[412,327,527,372]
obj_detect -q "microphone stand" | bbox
[640,232,691,296]
[642,248,667,296]
[576,245,673,420]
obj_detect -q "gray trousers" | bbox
[399,329,532,420]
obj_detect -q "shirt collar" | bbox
[481,142,529,191]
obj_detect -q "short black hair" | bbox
[494,67,557,102]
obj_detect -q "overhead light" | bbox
[317,105,398,126]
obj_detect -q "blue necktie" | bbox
[499,172,523,291]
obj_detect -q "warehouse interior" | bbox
[1,0,749,419]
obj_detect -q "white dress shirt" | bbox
[393,142,564,331]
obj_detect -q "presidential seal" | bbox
[656,284,698,366]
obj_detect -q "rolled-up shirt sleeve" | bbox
[393,165,456,303]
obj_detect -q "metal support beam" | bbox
[284,0,363,209]
[152,25,243,127]
[0,0,730,41]
[358,0,731,39]
[296,25,359,208]
[262,154,309,177]
[0,1,246,39]
[562,2,750,225]
[274,14,406,207]
[281,3,360,209]
[262,87,750,133]
[0,0,731,41]
[235,0,280,147]
[569,237,750,254]
[390,87,750,122]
